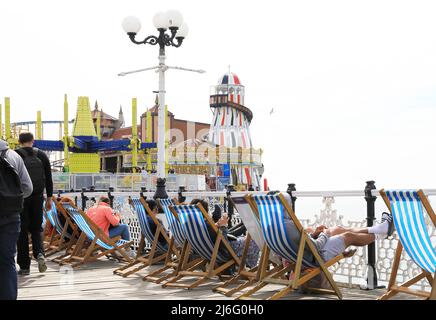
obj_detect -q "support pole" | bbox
[157,52,166,179]
[36,111,42,140]
[286,183,297,212]
[178,186,186,203]
[5,97,13,148]
[131,98,138,173]
[361,180,383,290]
[146,109,152,172]
[165,104,169,174]
[226,184,235,228]
[63,94,70,172]
[0,103,3,140]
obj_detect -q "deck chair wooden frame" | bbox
[379,189,436,300]
[113,197,178,278]
[59,201,133,269]
[142,198,203,284]
[162,203,241,290]
[45,197,81,263]
[237,193,350,300]
[213,196,281,297]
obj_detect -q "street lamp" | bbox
[120,10,193,179]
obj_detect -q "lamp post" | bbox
[121,10,189,179]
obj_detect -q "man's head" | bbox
[146,199,157,213]
[19,132,35,147]
[190,198,209,212]
[99,196,110,205]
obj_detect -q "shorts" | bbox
[319,235,346,262]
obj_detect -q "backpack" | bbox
[16,147,45,194]
[0,150,24,215]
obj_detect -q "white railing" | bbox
[63,189,435,292]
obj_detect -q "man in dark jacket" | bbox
[16,132,53,275]
[0,139,33,299]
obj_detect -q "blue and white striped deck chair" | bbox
[45,205,65,237]
[61,203,132,268]
[239,193,345,300]
[380,189,436,300]
[163,204,240,289]
[114,198,170,278]
[130,198,168,254]
[159,198,185,248]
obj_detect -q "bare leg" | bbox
[325,226,369,237]
[341,232,375,247]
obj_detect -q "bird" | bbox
[269,108,274,115]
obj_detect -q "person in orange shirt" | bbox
[87,196,131,241]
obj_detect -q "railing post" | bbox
[178,186,186,203]
[108,187,115,209]
[362,180,383,290]
[80,187,88,212]
[140,187,147,201]
[154,178,168,212]
[286,183,297,212]
[226,184,235,228]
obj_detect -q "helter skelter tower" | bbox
[209,72,263,189]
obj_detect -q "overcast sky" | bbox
[1,0,436,199]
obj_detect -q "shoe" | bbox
[37,253,47,273]
[17,268,30,276]
[381,212,395,237]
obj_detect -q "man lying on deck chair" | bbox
[279,193,395,286]
[190,199,260,270]
[144,199,169,251]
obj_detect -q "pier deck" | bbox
[17,259,417,300]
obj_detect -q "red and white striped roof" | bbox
[217,72,241,86]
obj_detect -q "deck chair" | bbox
[113,198,175,278]
[155,198,206,285]
[213,196,281,296]
[379,189,436,300]
[238,193,350,300]
[140,198,184,283]
[44,199,79,262]
[162,203,241,290]
[59,202,133,269]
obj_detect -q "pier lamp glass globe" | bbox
[176,23,189,38]
[166,10,183,28]
[153,11,170,29]
[122,16,141,33]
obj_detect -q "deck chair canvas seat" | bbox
[379,189,436,300]
[213,196,281,297]
[113,198,176,278]
[44,201,79,261]
[162,204,241,290]
[237,193,350,300]
[60,203,133,269]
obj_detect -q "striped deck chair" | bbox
[213,196,281,297]
[60,202,133,269]
[238,193,350,300]
[114,197,175,278]
[163,203,241,290]
[154,198,206,285]
[379,189,436,300]
[44,199,79,260]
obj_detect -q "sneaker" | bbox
[381,212,395,237]
[37,253,47,273]
[17,268,30,276]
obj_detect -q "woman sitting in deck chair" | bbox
[191,199,260,270]
[87,196,135,258]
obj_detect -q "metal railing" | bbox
[55,182,435,292]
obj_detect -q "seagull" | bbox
[269,108,274,115]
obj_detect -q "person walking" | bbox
[16,132,53,275]
[0,139,33,300]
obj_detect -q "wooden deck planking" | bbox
[17,258,417,300]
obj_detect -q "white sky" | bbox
[1,0,436,198]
